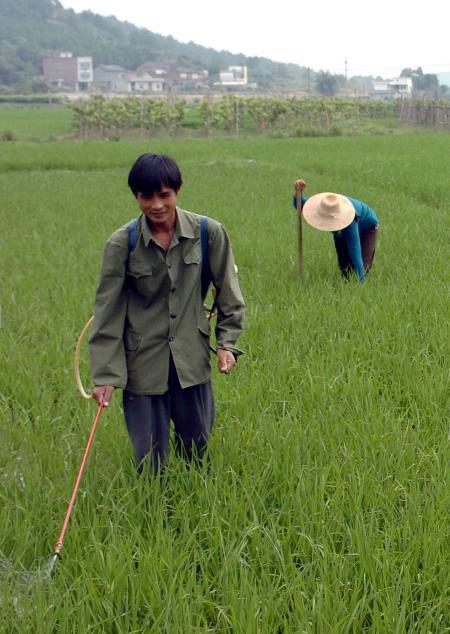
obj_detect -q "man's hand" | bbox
[217,348,236,374]
[92,385,115,406]
[294,179,306,193]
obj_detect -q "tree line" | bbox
[2,0,446,97]
[0,0,306,91]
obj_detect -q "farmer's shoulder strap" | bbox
[127,217,139,253]
[127,215,211,299]
[200,215,212,300]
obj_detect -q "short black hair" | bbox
[128,153,183,196]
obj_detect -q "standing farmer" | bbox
[89,153,245,472]
[293,179,379,282]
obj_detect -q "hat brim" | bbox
[302,193,355,231]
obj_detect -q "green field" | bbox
[0,104,73,141]
[0,130,449,632]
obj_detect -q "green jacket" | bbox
[89,208,245,394]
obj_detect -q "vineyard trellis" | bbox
[399,99,450,128]
[68,95,401,138]
[68,95,186,138]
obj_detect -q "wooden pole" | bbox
[296,191,303,277]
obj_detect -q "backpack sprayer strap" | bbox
[127,217,139,253]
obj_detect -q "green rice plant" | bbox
[0,132,449,632]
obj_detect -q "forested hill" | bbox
[0,0,307,88]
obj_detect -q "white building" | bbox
[372,77,412,96]
[219,65,248,86]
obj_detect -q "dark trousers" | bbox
[333,225,379,278]
[123,356,215,472]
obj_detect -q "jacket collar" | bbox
[176,208,195,239]
[140,208,195,247]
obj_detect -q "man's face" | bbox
[136,186,178,226]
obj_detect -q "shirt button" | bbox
[167,263,171,268]
[170,314,176,319]
[168,336,174,342]
[171,287,176,293]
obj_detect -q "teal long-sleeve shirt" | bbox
[293,194,379,281]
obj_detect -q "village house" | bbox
[43,52,93,91]
[162,68,209,91]
[92,66,164,93]
[96,62,209,92]
[218,65,248,86]
[93,65,129,92]
[164,68,208,82]
[126,73,164,93]
[135,62,168,77]
[372,77,412,97]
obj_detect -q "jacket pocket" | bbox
[124,329,142,352]
[127,261,153,278]
[126,263,154,297]
[183,242,201,265]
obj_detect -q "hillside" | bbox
[0,0,308,90]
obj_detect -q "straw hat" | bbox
[302,193,355,231]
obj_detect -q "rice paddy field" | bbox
[0,119,449,632]
[0,104,73,141]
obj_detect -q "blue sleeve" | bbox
[292,195,308,209]
[342,221,365,281]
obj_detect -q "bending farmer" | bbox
[89,153,245,471]
[294,179,379,282]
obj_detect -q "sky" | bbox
[59,0,450,79]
